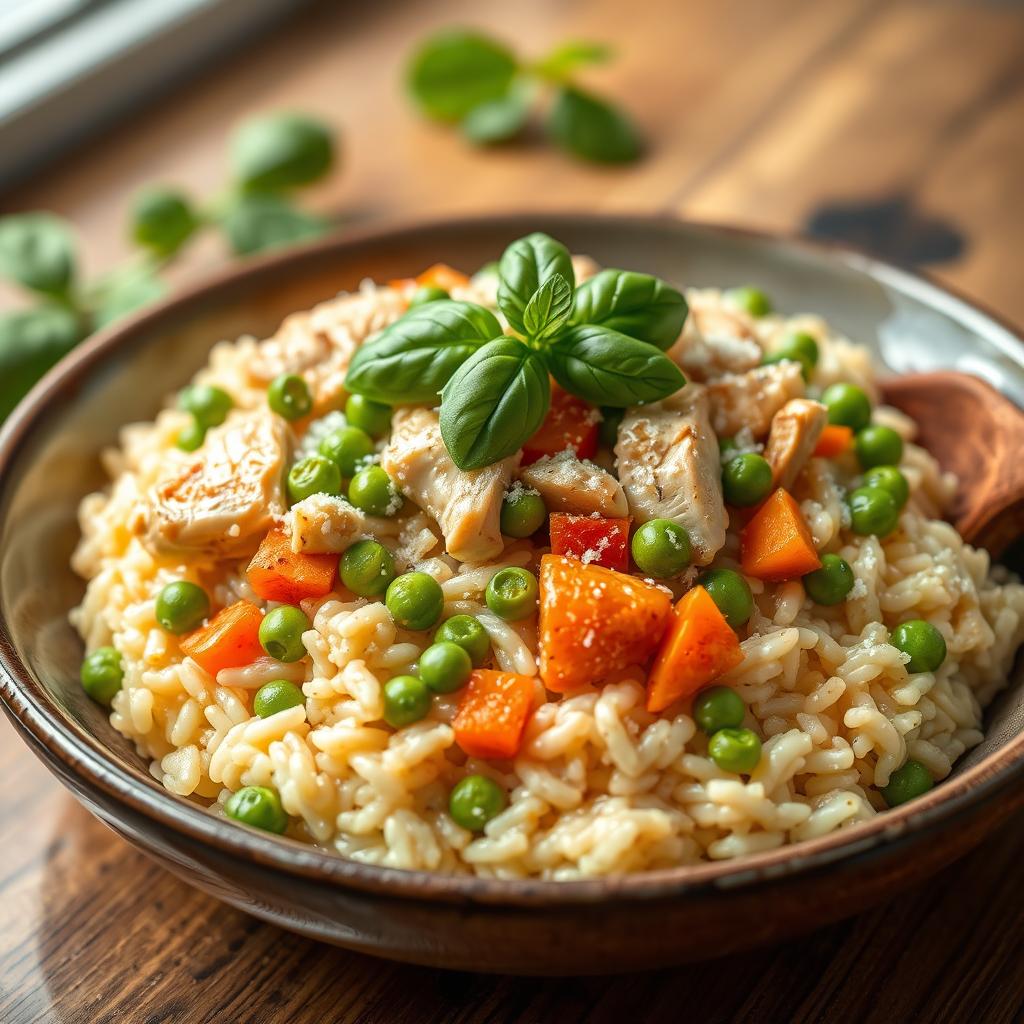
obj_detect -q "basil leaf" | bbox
[221,194,327,255]
[548,324,685,407]
[131,188,198,257]
[440,338,550,470]
[462,85,531,145]
[0,306,82,421]
[497,232,575,336]
[532,41,612,83]
[92,267,166,328]
[0,214,75,297]
[407,31,517,122]
[522,273,572,341]
[570,269,688,350]
[345,300,502,404]
[546,87,642,164]
[231,114,334,192]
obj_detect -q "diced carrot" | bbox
[387,277,416,291]
[813,424,853,458]
[740,488,822,581]
[180,600,265,677]
[452,669,535,760]
[549,514,630,572]
[646,587,743,713]
[522,384,599,465]
[416,263,469,291]
[538,554,673,694]
[247,527,337,603]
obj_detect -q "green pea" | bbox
[267,372,312,421]
[382,674,432,728]
[764,331,818,380]
[156,581,209,635]
[344,394,392,438]
[881,759,934,807]
[435,615,491,667]
[500,490,546,538]
[599,407,624,449]
[863,465,909,510]
[848,485,900,537]
[408,285,449,308]
[176,418,206,452]
[348,465,398,516]
[724,285,772,318]
[80,646,123,705]
[339,539,396,598]
[224,785,289,834]
[178,384,232,429]
[700,568,754,629]
[258,605,310,662]
[803,554,855,606]
[631,519,692,578]
[319,425,374,477]
[721,453,773,507]
[449,774,507,832]
[693,686,746,735]
[855,425,904,470]
[485,567,539,621]
[821,383,871,432]
[287,454,342,504]
[418,641,473,694]
[386,572,445,631]
[891,619,947,674]
[708,727,762,774]
[253,679,305,719]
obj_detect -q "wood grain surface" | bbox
[2,0,1024,1021]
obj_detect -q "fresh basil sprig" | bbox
[345,232,688,471]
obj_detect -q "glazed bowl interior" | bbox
[2,213,1024,898]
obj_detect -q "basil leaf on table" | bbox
[92,267,166,328]
[0,306,82,421]
[570,269,688,350]
[522,273,572,341]
[532,41,612,83]
[0,213,76,298]
[231,114,334,192]
[440,339,550,470]
[548,324,686,407]
[221,194,326,256]
[462,86,532,145]
[407,31,518,122]
[546,87,642,164]
[131,188,199,257]
[497,232,575,336]
[346,301,503,404]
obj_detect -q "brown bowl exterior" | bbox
[2,213,1024,974]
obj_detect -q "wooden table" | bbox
[2,0,1023,1020]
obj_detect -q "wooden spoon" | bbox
[880,370,1024,558]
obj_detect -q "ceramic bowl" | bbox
[2,214,1023,974]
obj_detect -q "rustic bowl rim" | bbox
[1,210,1023,908]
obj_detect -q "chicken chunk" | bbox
[288,494,365,554]
[614,384,727,565]
[668,301,763,381]
[381,407,516,562]
[707,361,804,438]
[763,399,828,491]
[143,413,290,558]
[518,453,628,518]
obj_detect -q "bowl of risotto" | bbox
[1,214,1023,973]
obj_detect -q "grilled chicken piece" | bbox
[288,494,366,554]
[668,302,763,381]
[144,413,289,558]
[381,407,516,562]
[615,384,727,565]
[764,399,829,490]
[518,454,628,518]
[707,362,804,438]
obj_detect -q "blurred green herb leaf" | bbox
[407,30,518,122]
[132,188,199,257]
[231,113,335,192]
[462,86,532,145]
[0,306,83,419]
[532,41,612,82]
[0,214,76,298]
[92,266,167,328]
[221,194,327,255]
[547,87,642,163]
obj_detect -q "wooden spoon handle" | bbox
[880,371,1024,555]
